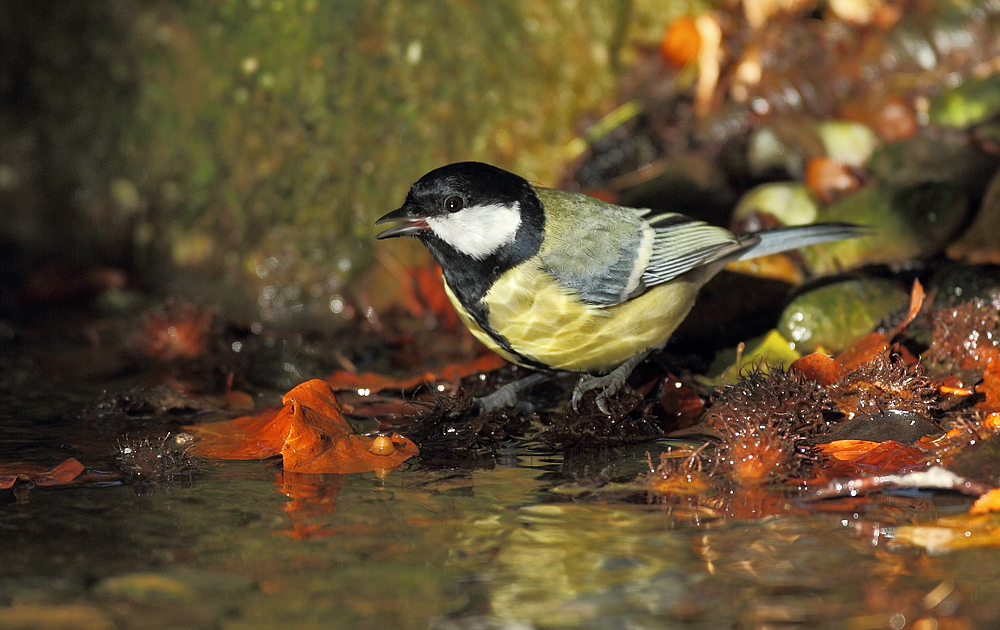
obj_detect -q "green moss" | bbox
[2,0,703,321]
[124,0,646,320]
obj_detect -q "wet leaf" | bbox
[778,277,908,354]
[815,439,926,477]
[325,353,505,394]
[0,458,85,489]
[713,330,800,385]
[893,517,1000,553]
[834,332,891,372]
[815,120,880,168]
[834,279,925,371]
[819,410,940,445]
[186,379,418,475]
[804,156,860,204]
[815,439,886,461]
[725,253,804,285]
[947,435,1000,489]
[802,183,967,273]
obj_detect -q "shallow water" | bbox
[4,445,1000,628]
[2,316,1000,630]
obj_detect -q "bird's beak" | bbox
[375,204,429,239]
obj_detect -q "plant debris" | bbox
[116,434,196,485]
[185,379,418,476]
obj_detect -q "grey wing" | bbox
[535,188,654,306]
[640,213,753,288]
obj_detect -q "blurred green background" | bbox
[0,0,700,324]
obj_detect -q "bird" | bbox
[376,161,862,413]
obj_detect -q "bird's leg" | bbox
[572,348,656,414]
[475,371,550,414]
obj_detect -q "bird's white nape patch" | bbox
[426,202,522,260]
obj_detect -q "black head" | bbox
[376,162,544,307]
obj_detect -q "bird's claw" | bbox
[475,372,548,414]
[476,386,518,414]
[571,372,625,414]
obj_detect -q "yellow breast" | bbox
[443,261,701,373]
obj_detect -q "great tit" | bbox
[376,162,862,413]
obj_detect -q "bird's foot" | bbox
[475,372,548,414]
[571,349,655,414]
[571,371,630,415]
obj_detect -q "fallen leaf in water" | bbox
[0,458,85,489]
[186,379,418,475]
[816,439,885,461]
[934,374,975,396]
[815,439,926,477]
[325,353,505,394]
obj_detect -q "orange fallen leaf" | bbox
[816,439,883,461]
[836,280,925,371]
[789,352,847,386]
[816,439,925,476]
[325,353,505,394]
[186,379,418,475]
[0,458,85,489]
[971,487,1000,515]
[835,332,890,372]
[935,374,975,396]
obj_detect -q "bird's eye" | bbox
[445,195,464,212]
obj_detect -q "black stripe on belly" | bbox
[459,298,553,372]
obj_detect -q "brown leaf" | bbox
[816,439,884,461]
[835,332,890,372]
[0,458,85,488]
[835,280,924,372]
[34,459,86,486]
[186,379,419,475]
[325,353,505,394]
[817,439,925,476]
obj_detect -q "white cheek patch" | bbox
[426,202,521,260]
